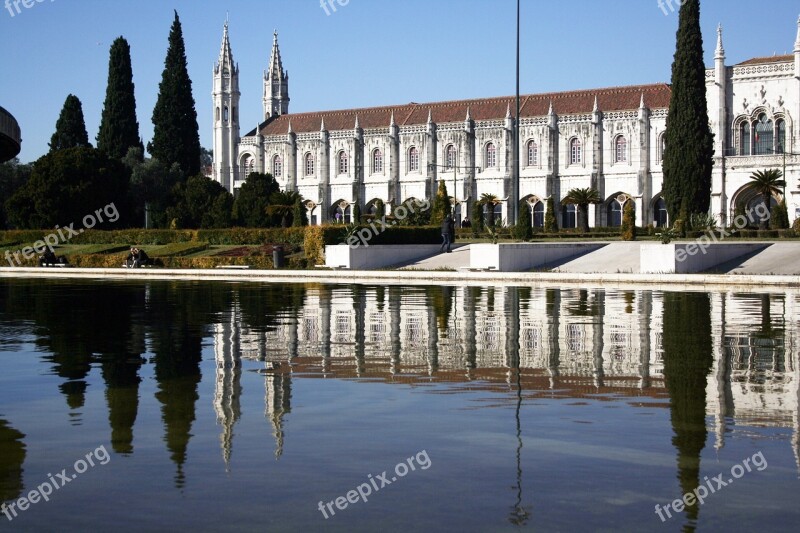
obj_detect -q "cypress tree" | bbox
[49,94,91,152]
[148,11,201,177]
[430,180,450,226]
[544,197,558,233]
[513,199,532,240]
[662,0,714,222]
[97,37,143,160]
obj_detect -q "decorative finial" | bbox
[592,95,599,113]
[548,101,554,115]
[390,110,396,127]
[715,24,725,59]
[354,114,360,130]
[320,117,326,131]
[639,92,645,109]
[427,108,433,124]
[506,103,512,119]
[465,106,472,121]
[795,15,800,50]
[288,120,293,134]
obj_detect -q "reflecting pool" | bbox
[0,279,798,531]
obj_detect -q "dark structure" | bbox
[0,106,21,163]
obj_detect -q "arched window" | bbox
[653,198,667,228]
[408,147,419,172]
[372,149,383,174]
[533,201,544,227]
[658,134,666,162]
[485,143,497,168]
[445,144,456,170]
[223,106,229,123]
[562,204,576,229]
[615,136,627,163]
[339,151,349,174]
[216,107,220,122]
[241,155,254,178]
[754,114,773,155]
[569,138,582,165]
[776,119,786,153]
[273,155,283,178]
[740,122,751,156]
[232,107,238,123]
[607,200,623,227]
[527,141,538,167]
[305,153,315,176]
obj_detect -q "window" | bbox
[527,141,538,167]
[608,201,623,227]
[777,119,786,153]
[658,134,666,162]
[216,107,220,122]
[740,122,750,156]
[614,136,627,163]
[273,155,283,178]
[372,149,383,174]
[445,145,456,170]
[241,155,254,178]
[533,202,544,227]
[562,204,576,228]
[754,114,773,155]
[570,138,582,165]
[486,143,497,168]
[305,153,315,176]
[408,147,419,172]
[224,106,229,123]
[339,151,349,174]
[653,198,667,227]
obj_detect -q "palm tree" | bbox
[479,193,500,227]
[561,187,601,232]
[267,190,304,227]
[746,169,785,229]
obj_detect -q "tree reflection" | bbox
[661,292,713,531]
[0,419,25,504]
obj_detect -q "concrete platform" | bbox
[714,243,800,275]
[551,242,641,274]
[396,245,469,270]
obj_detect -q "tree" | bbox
[49,95,91,152]
[544,197,558,233]
[232,172,279,227]
[123,147,183,228]
[292,200,308,227]
[771,201,789,230]
[746,169,786,229]
[374,199,385,219]
[662,0,714,222]
[97,37,143,160]
[352,198,362,224]
[513,199,532,241]
[267,190,304,228]
[470,201,483,234]
[621,202,636,241]
[479,193,500,227]
[561,187,601,233]
[0,158,32,229]
[166,174,232,229]
[148,11,201,177]
[6,147,129,229]
[430,180,450,226]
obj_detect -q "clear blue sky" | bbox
[1,0,798,163]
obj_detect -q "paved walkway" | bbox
[551,242,642,274]
[396,245,470,270]
[716,243,800,275]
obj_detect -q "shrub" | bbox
[303,225,325,266]
[620,202,636,241]
[512,200,533,241]
[771,201,789,230]
[544,198,558,233]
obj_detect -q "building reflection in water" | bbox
[210,285,800,510]
[0,419,26,504]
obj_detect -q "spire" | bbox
[427,108,433,124]
[217,20,235,71]
[795,15,800,51]
[390,110,396,127]
[465,106,472,121]
[354,114,360,130]
[288,119,293,134]
[505,103,512,119]
[548,101,554,116]
[320,116,326,131]
[715,24,725,60]
[639,92,646,110]
[267,30,285,81]
[592,95,599,113]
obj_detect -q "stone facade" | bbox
[213,17,800,228]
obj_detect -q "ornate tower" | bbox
[213,21,240,193]
[263,31,290,120]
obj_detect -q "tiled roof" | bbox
[735,54,793,66]
[256,83,672,136]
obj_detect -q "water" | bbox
[0,279,798,532]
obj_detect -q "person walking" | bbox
[441,214,454,253]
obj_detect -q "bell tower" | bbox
[263,31,290,120]
[213,20,240,193]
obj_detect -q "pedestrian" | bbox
[441,214,454,253]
